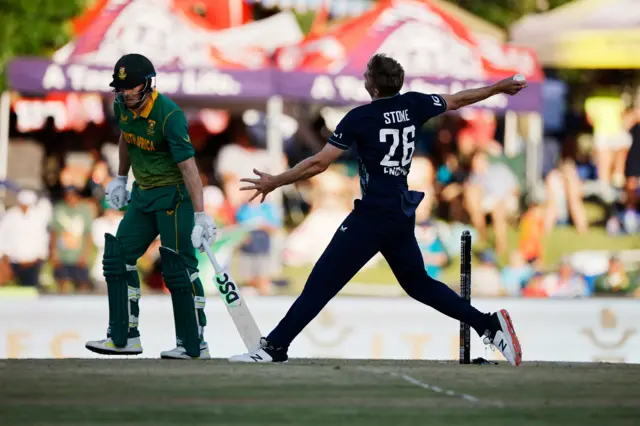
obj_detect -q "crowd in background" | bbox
[0,75,639,298]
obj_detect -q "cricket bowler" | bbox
[85,53,217,359]
[231,54,525,366]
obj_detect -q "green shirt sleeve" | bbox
[163,109,195,164]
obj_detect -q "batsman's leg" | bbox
[380,217,522,366]
[156,200,208,359]
[229,207,381,363]
[86,203,158,355]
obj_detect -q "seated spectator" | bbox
[522,272,548,298]
[542,257,590,298]
[236,195,282,295]
[594,255,639,296]
[518,191,546,265]
[544,162,588,234]
[50,186,94,293]
[464,151,519,255]
[435,152,467,222]
[0,190,50,288]
[471,250,502,297]
[501,252,534,297]
[415,217,448,280]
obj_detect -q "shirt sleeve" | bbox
[327,111,357,150]
[407,92,448,123]
[163,109,195,164]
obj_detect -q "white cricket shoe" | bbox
[229,337,289,363]
[85,337,143,356]
[484,309,522,366]
[160,342,211,360]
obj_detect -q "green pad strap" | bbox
[160,246,201,357]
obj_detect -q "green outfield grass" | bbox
[1,359,638,425]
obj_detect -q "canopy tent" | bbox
[274,0,544,112]
[6,0,278,102]
[510,0,640,69]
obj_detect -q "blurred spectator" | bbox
[91,201,124,292]
[235,195,282,295]
[0,190,50,288]
[415,201,448,279]
[522,272,548,298]
[501,252,534,297]
[594,255,639,296]
[584,89,631,188]
[464,151,519,255]
[435,152,467,222]
[518,191,546,265]
[544,162,588,234]
[50,186,94,293]
[542,257,590,298]
[471,250,502,297]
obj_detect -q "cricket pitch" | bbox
[1,359,639,425]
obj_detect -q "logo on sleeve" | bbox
[431,96,442,106]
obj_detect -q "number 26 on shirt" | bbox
[379,125,416,167]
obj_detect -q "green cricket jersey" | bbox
[114,90,195,189]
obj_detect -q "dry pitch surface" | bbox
[1,359,639,425]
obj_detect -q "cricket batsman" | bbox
[85,53,217,359]
[230,54,525,366]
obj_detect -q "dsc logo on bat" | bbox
[215,273,241,306]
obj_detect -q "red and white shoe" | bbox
[484,309,522,366]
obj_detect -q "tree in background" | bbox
[0,0,85,91]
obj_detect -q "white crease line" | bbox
[359,367,503,407]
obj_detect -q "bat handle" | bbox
[202,244,223,275]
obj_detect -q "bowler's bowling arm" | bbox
[441,85,501,111]
[274,144,344,187]
[177,157,204,213]
[117,133,131,176]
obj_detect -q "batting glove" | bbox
[105,175,130,210]
[192,212,217,252]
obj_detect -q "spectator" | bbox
[464,151,519,255]
[91,201,124,292]
[415,217,448,280]
[594,255,638,296]
[501,252,534,297]
[0,190,50,288]
[542,257,590,298]
[471,250,502,297]
[522,272,548,298]
[544,162,589,234]
[518,191,546,265]
[50,186,94,293]
[236,195,282,295]
[584,89,631,189]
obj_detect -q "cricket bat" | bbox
[203,244,262,352]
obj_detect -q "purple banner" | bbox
[276,71,543,112]
[8,58,276,101]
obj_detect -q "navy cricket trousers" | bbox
[268,201,491,348]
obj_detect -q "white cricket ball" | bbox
[513,74,526,82]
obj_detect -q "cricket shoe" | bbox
[228,337,288,363]
[85,337,143,356]
[484,309,522,367]
[160,342,211,360]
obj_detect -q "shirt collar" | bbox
[135,90,158,119]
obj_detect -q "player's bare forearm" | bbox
[442,85,500,111]
[274,144,344,187]
[117,133,131,176]
[178,157,204,212]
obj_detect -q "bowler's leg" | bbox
[267,211,381,348]
[381,219,491,336]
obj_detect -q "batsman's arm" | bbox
[118,133,131,176]
[178,157,205,212]
[274,144,344,187]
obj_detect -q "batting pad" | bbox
[160,247,201,358]
[103,234,129,348]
